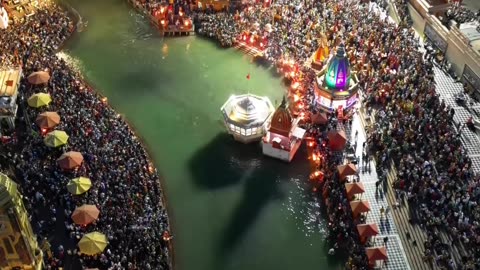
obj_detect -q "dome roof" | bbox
[269,97,292,137]
[324,44,351,90]
[221,94,275,128]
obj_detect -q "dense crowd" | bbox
[190,0,480,269]
[445,3,479,25]
[0,3,171,270]
[2,0,480,268]
[392,0,412,27]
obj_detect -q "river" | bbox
[60,0,340,269]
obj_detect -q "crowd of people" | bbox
[0,2,172,270]
[2,0,480,268]
[187,0,480,269]
[445,3,479,25]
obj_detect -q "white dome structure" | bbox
[221,94,275,143]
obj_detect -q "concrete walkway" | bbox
[341,114,412,270]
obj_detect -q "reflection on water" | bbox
[283,178,327,239]
[119,10,154,46]
[56,51,84,75]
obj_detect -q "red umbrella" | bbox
[57,151,84,170]
[366,247,388,262]
[350,200,370,217]
[327,130,347,151]
[311,112,328,125]
[337,163,357,181]
[345,182,365,197]
[357,223,379,239]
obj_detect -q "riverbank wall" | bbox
[53,1,176,269]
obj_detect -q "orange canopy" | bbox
[71,204,100,225]
[350,200,370,216]
[327,130,347,151]
[357,223,379,238]
[57,151,84,170]
[27,71,50,85]
[36,111,60,129]
[311,112,328,125]
[337,163,357,180]
[366,247,388,261]
[345,182,365,197]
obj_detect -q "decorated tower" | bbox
[262,97,306,162]
[315,43,359,110]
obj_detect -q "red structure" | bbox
[262,97,306,162]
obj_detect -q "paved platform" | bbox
[433,66,480,173]
[337,114,412,270]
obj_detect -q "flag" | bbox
[246,73,250,80]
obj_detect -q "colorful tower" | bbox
[324,44,351,90]
[0,173,43,270]
[315,43,359,110]
[262,97,306,162]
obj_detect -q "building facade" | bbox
[402,0,480,98]
[0,173,43,270]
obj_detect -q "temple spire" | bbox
[280,96,287,108]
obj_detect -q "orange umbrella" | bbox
[36,111,60,129]
[337,163,357,181]
[311,112,328,125]
[366,247,388,262]
[345,182,365,197]
[357,223,379,239]
[327,130,347,151]
[57,151,84,170]
[71,204,100,225]
[27,71,50,85]
[350,200,370,216]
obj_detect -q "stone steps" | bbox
[385,165,435,270]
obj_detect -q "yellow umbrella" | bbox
[67,177,92,195]
[44,130,69,147]
[28,93,52,108]
[78,232,108,255]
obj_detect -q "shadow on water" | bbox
[118,67,159,94]
[188,133,262,189]
[189,133,314,269]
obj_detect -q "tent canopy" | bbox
[357,223,379,238]
[27,93,51,108]
[327,129,347,151]
[36,111,60,129]
[350,200,370,216]
[57,151,84,170]
[311,112,328,125]
[67,177,92,195]
[72,204,100,225]
[337,163,357,180]
[44,130,69,148]
[366,247,388,261]
[27,71,50,85]
[345,182,365,196]
[78,232,108,255]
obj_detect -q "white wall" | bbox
[0,8,8,29]
[408,3,426,35]
[262,143,289,162]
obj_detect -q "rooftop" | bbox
[221,93,275,128]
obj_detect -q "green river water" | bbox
[61,0,340,269]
